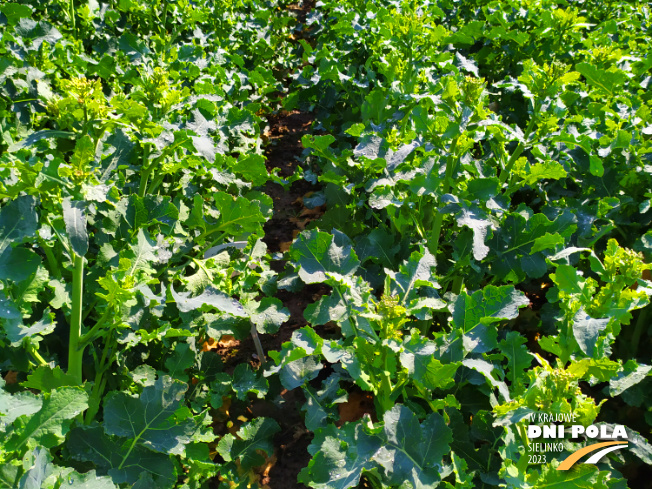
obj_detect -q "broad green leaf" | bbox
[302,374,347,431]
[0,247,41,282]
[280,356,323,390]
[386,247,438,304]
[572,309,609,358]
[0,382,42,429]
[576,62,626,96]
[452,286,529,331]
[490,211,576,281]
[232,154,268,186]
[246,297,290,334]
[291,229,360,283]
[67,425,175,487]
[70,135,95,170]
[231,364,268,400]
[170,284,246,316]
[462,358,510,401]
[216,417,280,471]
[5,387,88,452]
[609,362,651,397]
[0,3,32,26]
[374,405,452,489]
[21,366,77,392]
[62,200,88,257]
[7,130,74,152]
[4,311,55,346]
[299,423,380,489]
[0,196,38,254]
[400,337,459,390]
[103,376,195,455]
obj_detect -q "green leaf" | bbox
[290,229,360,284]
[589,155,604,177]
[0,247,41,282]
[499,332,533,385]
[103,376,195,456]
[532,463,600,488]
[531,233,565,254]
[70,135,96,169]
[246,297,290,334]
[231,364,268,400]
[299,423,380,489]
[5,386,88,452]
[609,362,651,397]
[216,417,280,471]
[21,366,78,392]
[491,211,576,281]
[576,62,627,96]
[62,200,88,257]
[4,310,55,346]
[211,192,267,236]
[0,3,33,26]
[302,373,347,432]
[375,405,452,489]
[67,425,175,487]
[280,356,323,390]
[0,196,38,254]
[170,284,246,316]
[7,130,74,152]
[452,286,529,354]
[232,154,268,186]
[0,382,42,429]
[572,309,609,358]
[400,337,459,390]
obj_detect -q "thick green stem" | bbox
[39,238,61,279]
[137,145,151,198]
[499,106,539,185]
[428,138,459,256]
[68,254,85,385]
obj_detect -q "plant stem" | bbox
[27,343,48,367]
[69,0,76,35]
[68,254,85,385]
[428,137,459,256]
[79,308,111,347]
[499,105,539,185]
[250,323,266,365]
[137,145,151,198]
[39,238,61,279]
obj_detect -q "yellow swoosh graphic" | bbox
[557,441,628,470]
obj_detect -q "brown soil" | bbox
[209,1,326,487]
